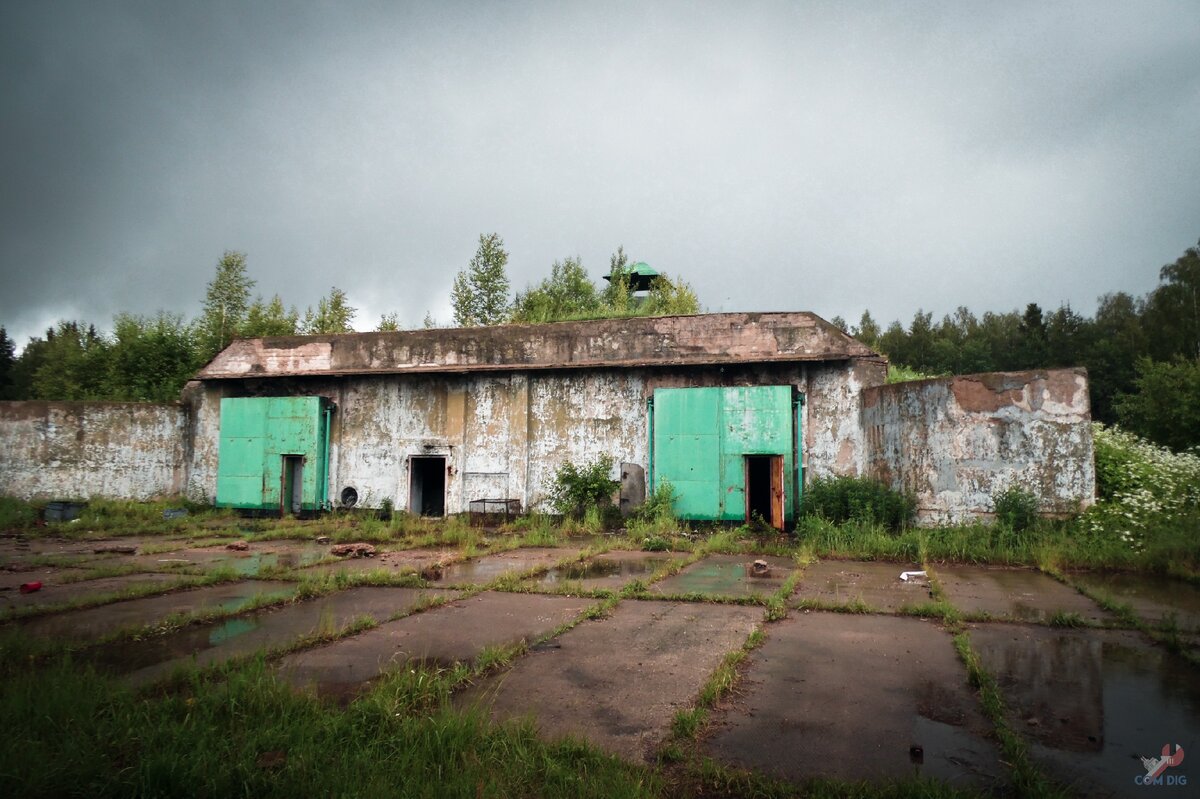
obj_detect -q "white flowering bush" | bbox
[1083,423,1200,550]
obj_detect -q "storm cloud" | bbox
[2,1,1198,344]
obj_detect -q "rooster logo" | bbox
[1141,744,1185,781]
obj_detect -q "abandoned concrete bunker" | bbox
[0,312,1095,526]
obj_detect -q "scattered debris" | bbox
[899,571,927,582]
[162,508,189,520]
[315,536,332,544]
[226,541,250,551]
[749,559,772,578]
[19,581,42,594]
[94,545,137,555]
[331,542,377,558]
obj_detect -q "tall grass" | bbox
[0,657,660,798]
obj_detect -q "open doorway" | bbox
[745,455,784,530]
[281,455,304,515]
[409,456,446,516]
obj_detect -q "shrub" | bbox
[628,480,678,535]
[800,476,915,532]
[994,487,1038,532]
[641,535,670,552]
[1083,423,1200,551]
[549,455,620,519]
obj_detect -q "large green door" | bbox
[653,388,723,519]
[216,396,330,511]
[652,386,798,524]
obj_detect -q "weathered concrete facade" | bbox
[862,369,1095,524]
[0,401,187,501]
[0,313,1097,525]
[184,359,877,514]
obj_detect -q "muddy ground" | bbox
[3,534,1197,795]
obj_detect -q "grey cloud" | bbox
[1,1,1197,346]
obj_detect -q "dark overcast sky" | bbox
[2,1,1198,345]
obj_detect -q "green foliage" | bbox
[510,246,700,325]
[243,295,300,337]
[301,286,356,334]
[199,250,255,358]
[1083,423,1200,551]
[108,312,199,402]
[629,480,678,536]
[993,487,1038,532]
[886,363,942,383]
[511,256,599,323]
[376,312,401,332]
[22,321,112,400]
[1116,357,1200,452]
[640,535,670,552]
[0,658,658,799]
[801,476,915,532]
[549,455,620,518]
[452,232,511,326]
[0,497,36,529]
[0,326,14,400]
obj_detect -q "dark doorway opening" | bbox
[745,455,784,530]
[281,455,304,516]
[410,456,446,517]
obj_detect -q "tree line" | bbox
[0,251,358,403]
[831,239,1200,452]
[0,236,699,404]
[0,235,1194,453]
[449,234,699,326]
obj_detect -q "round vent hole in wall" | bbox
[340,487,358,508]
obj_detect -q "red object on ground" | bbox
[19,581,42,594]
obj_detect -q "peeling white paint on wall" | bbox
[862,369,1095,524]
[0,402,186,501]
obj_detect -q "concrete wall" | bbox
[0,401,187,501]
[861,369,1095,525]
[182,359,883,513]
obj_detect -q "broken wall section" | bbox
[861,369,1095,525]
[0,401,187,501]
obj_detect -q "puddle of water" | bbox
[435,549,571,586]
[88,587,432,683]
[653,555,793,597]
[532,553,667,589]
[973,626,1200,795]
[209,616,261,645]
[20,580,296,642]
[1073,572,1200,630]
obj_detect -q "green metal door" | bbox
[652,386,799,523]
[216,396,331,511]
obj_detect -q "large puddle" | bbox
[971,624,1200,796]
[88,586,442,684]
[1071,572,1200,631]
[433,548,580,587]
[19,580,297,642]
[529,551,674,591]
[650,554,796,598]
